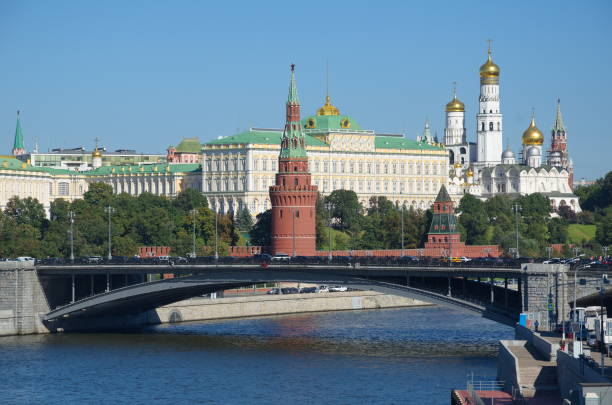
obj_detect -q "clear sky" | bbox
[0,1,610,180]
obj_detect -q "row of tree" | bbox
[0,183,240,258]
[2,171,609,259]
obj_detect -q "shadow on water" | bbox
[6,306,512,359]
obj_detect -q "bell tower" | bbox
[269,65,318,256]
[475,41,503,177]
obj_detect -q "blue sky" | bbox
[0,0,610,180]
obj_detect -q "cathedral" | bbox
[445,45,580,212]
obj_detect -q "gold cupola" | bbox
[480,47,500,84]
[522,115,544,146]
[92,138,103,158]
[446,93,465,112]
[317,95,340,116]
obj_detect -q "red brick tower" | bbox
[424,185,461,256]
[269,65,318,256]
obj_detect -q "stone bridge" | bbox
[0,261,608,334]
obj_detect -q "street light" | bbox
[512,204,521,259]
[545,246,552,260]
[104,206,115,260]
[68,211,75,263]
[603,246,609,260]
[190,209,197,258]
[214,208,219,260]
[573,247,581,259]
[325,202,334,261]
[401,203,405,257]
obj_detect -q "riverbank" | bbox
[148,291,432,325]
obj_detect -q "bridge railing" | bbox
[36,255,534,269]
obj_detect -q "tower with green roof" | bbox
[12,111,26,156]
[269,65,318,256]
[426,185,461,250]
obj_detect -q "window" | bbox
[497,122,501,131]
[294,178,298,186]
[295,210,299,218]
[58,182,69,196]
[481,122,485,131]
[489,122,494,131]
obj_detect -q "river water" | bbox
[1,306,513,404]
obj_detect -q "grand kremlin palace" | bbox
[201,96,448,215]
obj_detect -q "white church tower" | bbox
[444,85,476,169]
[474,43,503,177]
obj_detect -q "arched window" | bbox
[489,122,494,131]
[497,122,501,130]
[460,147,466,154]
[294,178,298,186]
[481,122,485,131]
[295,210,300,218]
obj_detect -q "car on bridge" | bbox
[271,253,291,262]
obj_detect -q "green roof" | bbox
[13,114,24,150]
[302,114,362,131]
[428,210,458,234]
[0,157,74,175]
[174,138,202,153]
[86,163,201,176]
[374,136,443,151]
[434,185,452,202]
[205,129,443,152]
[205,129,328,147]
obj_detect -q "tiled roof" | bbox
[174,138,202,153]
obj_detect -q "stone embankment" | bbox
[149,291,430,324]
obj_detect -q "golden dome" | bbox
[467,168,474,177]
[480,50,500,81]
[317,95,340,116]
[454,162,462,168]
[522,116,544,146]
[92,148,102,158]
[446,95,465,112]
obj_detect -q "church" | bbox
[444,45,580,212]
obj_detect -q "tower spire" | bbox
[553,98,566,132]
[288,64,299,105]
[12,110,25,156]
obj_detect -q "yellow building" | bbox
[202,96,448,214]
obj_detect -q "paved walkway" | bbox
[506,343,561,401]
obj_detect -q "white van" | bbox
[16,257,35,262]
[318,285,330,293]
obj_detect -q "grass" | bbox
[567,224,597,244]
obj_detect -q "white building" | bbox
[201,96,449,215]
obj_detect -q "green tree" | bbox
[457,194,488,245]
[235,207,254,232]
[4,196,47,230]
[324,189,363,232]
[249,209,272,247]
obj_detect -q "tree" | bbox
[249,209,272,247]
[325,190,363,232]
[4,196,47,230]
[83,182,114,207]
[457,194,488,245]
[174,188,208,212]
[235,207,254,232]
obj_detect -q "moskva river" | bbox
[1,306,513,404]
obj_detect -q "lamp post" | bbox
[573,247,581,260]
[190,209,197,258]
[68,211,75,263]
[545,246,552,260]
[104,206,115,260]
[214,208,219,260]
[325,202,334,261]
[401,203,405,257]
[512,204,521,259]
[291,207,296,258]
[603,246,609,260]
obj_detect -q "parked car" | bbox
[329,285,348,292]
[271,253,291,262]
[543,258,562,264]
[299,287,317,293]
[267,288,280,295]
[318,285,330,293]
[87,256,103,264]
[16,256,35,262]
